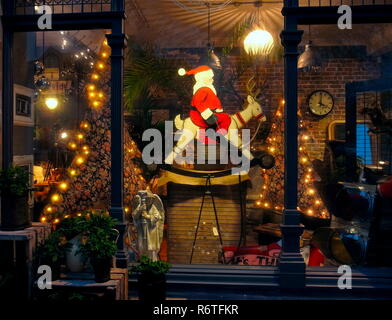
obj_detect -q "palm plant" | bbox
[124,39,192,153]
[124,39,191,113]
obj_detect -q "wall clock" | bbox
[307,90,334,116]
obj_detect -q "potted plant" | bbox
[131,255,170,301]
[77,213,118,283]
[35,230,70,280]
[0,166,32,230]
[58,215,89,272]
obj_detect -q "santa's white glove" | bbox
[201,108,214,120]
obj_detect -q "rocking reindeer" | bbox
[164,69,266,165]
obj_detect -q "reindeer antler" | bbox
[246,76,261,99]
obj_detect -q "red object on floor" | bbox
[222,243,281,266]
[308,246,325,266]
[378,176,392,198]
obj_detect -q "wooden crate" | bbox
[110,268,128,299]
[0,222,51,300]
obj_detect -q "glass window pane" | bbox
[298,23,392,269]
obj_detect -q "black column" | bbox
[2,28,13,170]
[1,24,14,230]
[106,31,128,268]
[345,82,357,182]
[279,3,305,288]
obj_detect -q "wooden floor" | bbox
[166,182,246,264]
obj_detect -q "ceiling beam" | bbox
[282,5,392,25]
[2,11,125,32]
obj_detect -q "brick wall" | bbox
[160,46,381,161]
[298,57,380,160]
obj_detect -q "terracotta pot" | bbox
[0,194,31,231]
[90,257,112,283]
[137,273,166,302]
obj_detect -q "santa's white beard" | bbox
[193,81,217,95]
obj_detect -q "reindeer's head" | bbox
[246,77,265,121]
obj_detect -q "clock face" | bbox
[308,90,334,116]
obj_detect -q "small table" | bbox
[254,223,313,245]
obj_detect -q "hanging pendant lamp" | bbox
[203,3,222,70]
[208,46,222,70]
[243,2,274,57]
[298,26,322,72]
[244,29,274,56]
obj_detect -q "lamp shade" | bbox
[244,29,274,56]
[200,46,222,71]
[208,48,222,70]
[298,41,322,72]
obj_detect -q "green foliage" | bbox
[57,215,89,240]
[0,166,30,197]
[36,230,71,264]
[130,255,170,276]
[78,228,117,260]
[77,212,118,260]
[124,39,190,113]
[124,39,192,153]
[86,210,117,232]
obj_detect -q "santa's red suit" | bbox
[178,65,231,133]
[190,87,231,132]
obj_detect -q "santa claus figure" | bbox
[178,65,231,134]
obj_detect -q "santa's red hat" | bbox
[178,65,212,76]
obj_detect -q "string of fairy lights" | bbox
[255,99,329,219]
[40,38,113,224]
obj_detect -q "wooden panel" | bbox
[166,183,245,264]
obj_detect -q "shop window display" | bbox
[5,3,392,274]
[28,31,392,269]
